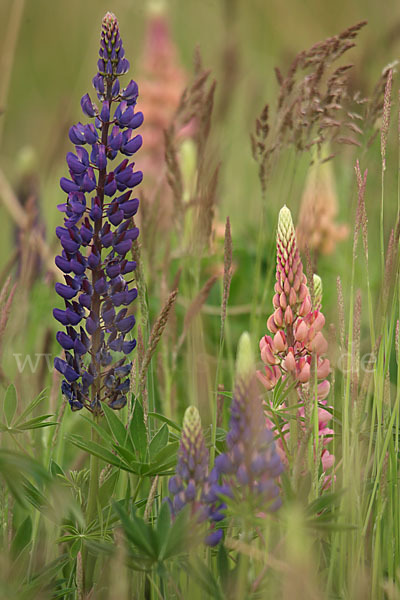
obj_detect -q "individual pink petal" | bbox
[267,314,278,333]
[298,362,310,382]
[321,449,335,470]
[313,311,325,331]
[295,320,308,342]
[283,349,296,372]
[309,331,328,354]
[284,306,294,325]
[299,294,312,316]
[317,380,330,400]
[274,331,287,352]
[317,358,330,378]
[274,308,284,327]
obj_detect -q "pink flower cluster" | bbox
[258,206,334,480]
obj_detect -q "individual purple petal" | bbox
[97,144,107,170]
[121,79,138,102]
[66,152,87,175]
[60,236,80,253]
[106,262,121,278]
[101,231,113,247]
[89,197,102,222]
[123,288,138,305]
[128,112,144,129]
[117,58,129,74]
[93,73,105,95]
[84,124,98,144]
[53,308,69,326]
[79,294,92,309]
[122,339,136,354]
[109,336,123,351]
[112,79,120,97]
[108,395,127,410]
[116,105,134,127]
[120,198,139,217]
[100,101,110,123]
[54,357,80,382]
[108,208,124,226]
[60,178,80,193]
[70,256,86,276]
[102,306,115,325]
[104,173,117,196]
[69,124,86,145]
[124,227,139,241]
[55,256,71,273]
[114,239,132,256]
[87,251,100,269]
[55,282,77,300]
[116,315,135,333]
[74,337,87,356]
[80,220,93,245]
[86,314,99,335]
[56,331,74,350]
[81,93,97,118]
[111,291,126,307]
[205,529,223,547]
[82,170,97,193]
[121,134,142,156]
[121,260,137,274]
[127,171,143,187]
[94,278,107,295]
[65,307,82,326]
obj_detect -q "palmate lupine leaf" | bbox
[0,450,51,506]
[10,516,32,561]
[0,385,57,433]
[69,409,178,477]
[113,501,192,570]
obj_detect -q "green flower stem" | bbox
[83,417,100,593]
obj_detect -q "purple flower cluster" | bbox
[213,376,284,513]
[54,13,143,413]
[168,407,225,546]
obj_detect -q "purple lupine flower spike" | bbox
[168,406,224,546]
[54,13,143,413]
[213,333,284,513]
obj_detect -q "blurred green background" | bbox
[0,0,399,394]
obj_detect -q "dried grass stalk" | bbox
[353,161,368,262]
[139,289,179,394]
[221,216,233,330]
[195,163,220,252]
[0,277,17,345]
[336,276,345,350]
[380,68,393,172]
[252,21,370,193]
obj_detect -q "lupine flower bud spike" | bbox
[167,406,224,546]
[259,206,334,486]
[274,206,309,333]
[54,13,143,413]
[212,336,284,513]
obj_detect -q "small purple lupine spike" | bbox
[212,333,283,514]
[167,406,225,545]
[54,12,143,413]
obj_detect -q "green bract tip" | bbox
[236,332,254,379]
[313,274,323,310]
